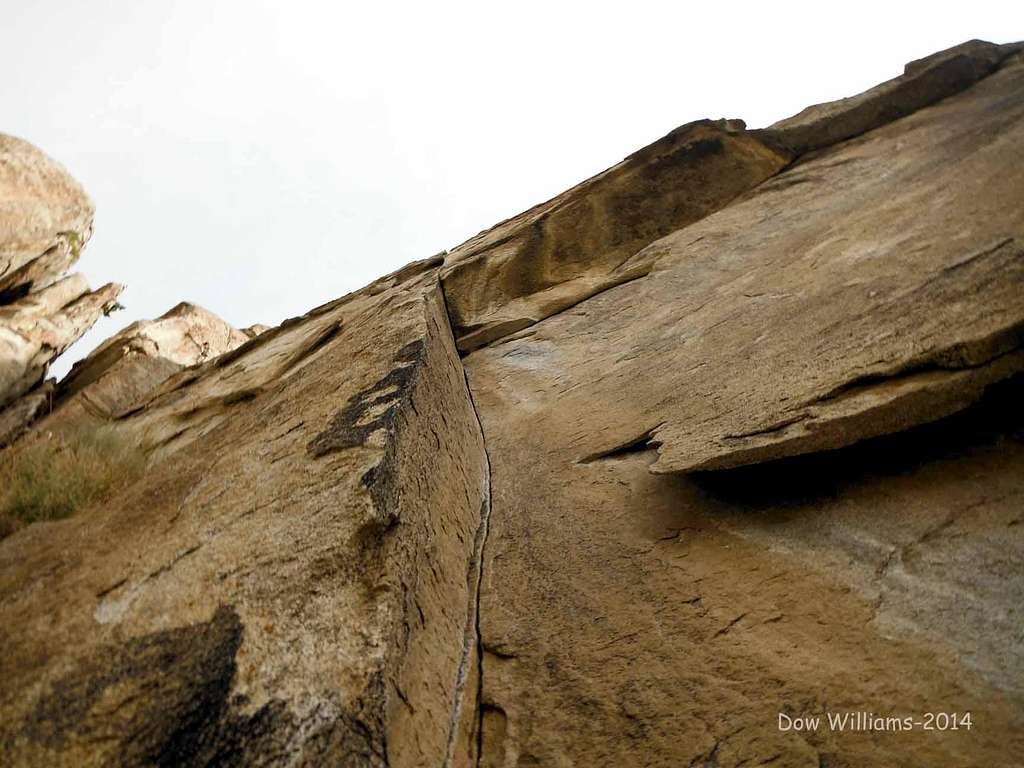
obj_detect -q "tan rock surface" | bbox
[465,389,1023,766]
[63,301,252,391]
[0,136,256,445]
[241,323,271,338]
[757,39,1019,154]
[440,121,790,352]
[0,133,94,288]
[0,261,489,766]
[0,379,53,446]
[461,50,1024,766]
[35,302,255,434]
[479,52,1024,477]
[0,133,123,436]
[0,277,123,408]
[439,41,1023,356]
[1,39,1023,768]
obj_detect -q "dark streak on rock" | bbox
[25,605,244,766]
[19,606,392,767]
[307,339,425,459]
[308,339,427,554]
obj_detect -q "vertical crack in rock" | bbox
[431,47,1024,767]
[438,280,494,768]
[469,446,492,768]
[442,490,491,768]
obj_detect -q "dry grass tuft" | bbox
[0,425,145,538]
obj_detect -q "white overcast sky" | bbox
[2,2,1020,376]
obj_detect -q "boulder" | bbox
[0,133,123,436]
[0,133,94,291]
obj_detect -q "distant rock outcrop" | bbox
[1,40,1023,768]
[0,134,259,445]
[33,302,260,437]
[0,134,122,441]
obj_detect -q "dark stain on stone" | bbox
[25,605,243,766]
[307,339,425,459]
[18,605,392,766]
[0,280,32,305]
[306,339,427,548]
[677,136,724,162]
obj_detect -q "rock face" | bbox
[0,259,490,766]
[0,139,258,445]
[0,133,123,438]
[0,379,53,446]
[0,275,123,410]
[462,51,1024,767]
[0,134,94,288]
[1,40,1023,767]
[441,121,789,352]
[757,38,1022,154]
[494,53,1024,477]
[39,302,258,435]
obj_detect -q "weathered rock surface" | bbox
[0,133,124,438]
[461,47,1024,767]
[0,260,489,766]
[0,379,52,446]
[440,121,790,352]
[241,323,271,338]
[0,133,94,289]
[0,276,123,408]
[1,39,1023,768]
[35,302,257,436]
[63,301,253,390]
[466,382,1023,766]
[757,39,1022,154]
[440,40,1023,355]
[543,51,1024,475]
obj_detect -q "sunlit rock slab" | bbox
[470,52,1024,476]
[0,263,488,767]
[462,52,1024,768]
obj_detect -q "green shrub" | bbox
[0,425,145,535]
